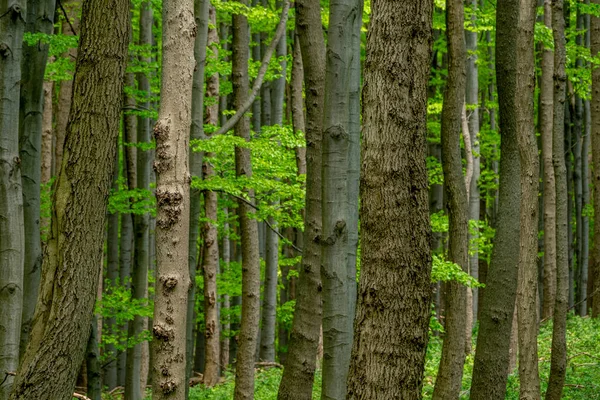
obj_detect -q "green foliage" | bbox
[431,255,484,288]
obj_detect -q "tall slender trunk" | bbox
[546,0,569,397]
[18,0,56,361]
[276,0,325,396]
[591,0,600,319]
[0,0,27,396]
[126,4,153,399]
[187,0,210,393]
[86,315,102,400]
[150,0,194,398]
[220,208,231,369]
[515,0,541,398]
[41,80,53,187]
[470,0,522,397]
[581,2,591,316]
[232,2,261,398]
[201,4,220,387]
[251,0,261,133]
[432,1,468,398]
[346,0,433,398]
[9,0,130,396]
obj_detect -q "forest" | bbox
[2,0,600,399]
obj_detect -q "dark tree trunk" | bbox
[86,316,102,400]
[592,0,600,318]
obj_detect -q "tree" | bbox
[345,0,434,398]
[8,0,130,397]
[470,0,522,396]
[432,0,469,397]
[149,0,195,398]
[276,0,326,395]
[515,0,541,398]
[592,0,600,320]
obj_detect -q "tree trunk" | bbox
[470,0,522,397]
[0,0,27,396]
[201,4,220,386]
[581,1,591,315]
[276,0,325,396]
[592,0,600,318]
[41,81,53,187]
[545,1,569,398]
[187,0,210,394]
[432,1,468,398]
[86,316,102,400]
[346,0,433,398]
[220,208,231,370]
[149,0,194,398]
[9,0,130,397]
[231,2,261,398]
[515,1,541,398]
[18,0,56,361]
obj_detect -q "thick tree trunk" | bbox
[201,5,220,387]
[432,1,468,398]
[125,4,153,399]
[0,0,27,396]
[187,0,210,393]
[346,0,433,398]
[9,0,130,397]
[545,0,569,398]
[231,3,261,398]
[149,0,194,398]
[18,0,56,361]
[276,0,325,396]
[515,1,541,398]
[470,0,522,397]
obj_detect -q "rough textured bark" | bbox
[346,1,433,398]
[0,0,27,395]
[201,4,220,387]
[432,0,468,398]
[149,0,194,397]
[592,0,600,318]
[469,0,522,397]
[125,4,153,399]
[515,0,541,398]
[187,0,210,393]
[18,0,56,360]
[8,0,130,397]
[276,0,325,395]
[320,0,358,396]
[541,0,556,320]
[546,0,569,397]
[231,2,261,398]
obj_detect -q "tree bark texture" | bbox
[432,0,468,398]
[469,0,522,397]
[231,3,261,399]
[515,1,541,398]
[592,0,600,318]
[276,0,325,396]
[346,1,433,399]
[86,316,102,400]
[0,0,27,396]
[546,0,569,397]
[8,0,130,397]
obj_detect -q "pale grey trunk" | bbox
[187,0,210,393]
[125,3,152,399]
[18,0,56,359]
[251,0,261,133]
[220,209,231,369]
[320,0,358,397]
[0,0,27,396]
[118,212,133,387]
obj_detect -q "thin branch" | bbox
[213,0,291,136]
[0,371,15,387]
[57,0,77,36]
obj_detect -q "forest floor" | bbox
[109,314,600,400]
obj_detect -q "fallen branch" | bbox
[73,393,92,400]
[255,361,283,369]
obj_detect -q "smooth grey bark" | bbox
[346,0,433,398]
[86,316,102,400]
[251,0,261,133]
[574,7,584,314]
[546,0,568,397]
[465,0,480,325]
[591,0,600,318]
[220,208,231,369]
[469,0,522,397]
[581,3,591,315]
[188,0,210,394]
[320,0,359,397]
[125,4,152,400]
[18,0,56,361]
[0,0,27,396]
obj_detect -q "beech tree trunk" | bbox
[0,0,27,396]
[8,0,130,397]
[592,0,600,318]
[546,0,569,398]
[276,0,325,396]
[470,0,522,397]
[232,2,261,398]
[432,0,468,398]
[346,0,433,398]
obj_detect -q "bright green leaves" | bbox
[431,255,484,288]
